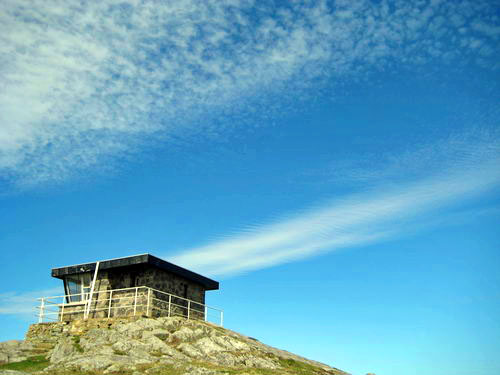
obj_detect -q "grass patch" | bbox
[0,355,50,372]
[72,335,84,353]
[279,358,329,375]
[187,360,284,375]
[212,326,227,334]
[0,356,327,375]
[138,364,183,375]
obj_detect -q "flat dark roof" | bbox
[51,253,219,290]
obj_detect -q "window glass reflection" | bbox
[64,273,92,303]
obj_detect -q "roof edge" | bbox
[51,253,219,291]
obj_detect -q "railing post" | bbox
[60,301,65,322]
[38,298,45,323]
[108,290,113,318]
[36,287,221,324]
[146,288,151,317]
[133,287,138,316]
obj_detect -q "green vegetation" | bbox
[159,365,277,375]
[212,325,227,334]
[72,335,84,353]
[279,358,334,375]
[2,318,345,375]
[0,355,50,372]
[0,357,338,375]
[136,364,183,375]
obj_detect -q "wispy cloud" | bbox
[1,134,498,317]
[169,134,500,276]
[319,128,500,187]
[0,287,60,318]
[1,0,499,186]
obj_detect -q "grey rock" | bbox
[111,338,143,354]
[183,365,216,375]
[177,343,204,358]
[149,328,170,340]
[49,337,78,363]
[157,316,182,332]
[2,316,348,375]
[0,341,22,348]
[142,334,181,357]
[168,326,197,343]
[0,340,34,364]
[66,355,115,371]
[209,351,237,367]
[127,347,155,362]
[193,337,226,355]
[212,335,250,351]
[81,328,112,348]
[242,355,279,369]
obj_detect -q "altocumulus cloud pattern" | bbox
[1,0,499,186]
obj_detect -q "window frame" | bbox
[64,273,92,303]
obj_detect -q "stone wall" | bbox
[56,265,207,322]
[26,316,142,341]
[134,266,206,305]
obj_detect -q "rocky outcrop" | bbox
[1,316,349,375]
[0,341,33,365]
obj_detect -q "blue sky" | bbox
[0,0,499,374]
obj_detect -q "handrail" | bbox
[35,286,152,300]
[35,285,223,326]
[147,286,223,312]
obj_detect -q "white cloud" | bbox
[0,287,60,317]
[471,21,500,38]
[0,0,499,186]
[323,129,500,187]
[168,135,500,276]
[1,136,498,318]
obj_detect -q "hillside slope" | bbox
[0,316,348,375]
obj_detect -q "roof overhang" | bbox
[51,253,219,291]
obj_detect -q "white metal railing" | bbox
[35,286,223,326]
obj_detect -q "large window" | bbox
[64,273,92,303]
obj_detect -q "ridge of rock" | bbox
[0,316,349,375]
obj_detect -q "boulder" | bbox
[0,340,34,364]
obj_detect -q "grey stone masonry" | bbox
[58,264,208,322]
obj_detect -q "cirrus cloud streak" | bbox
[169,135,500,276]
